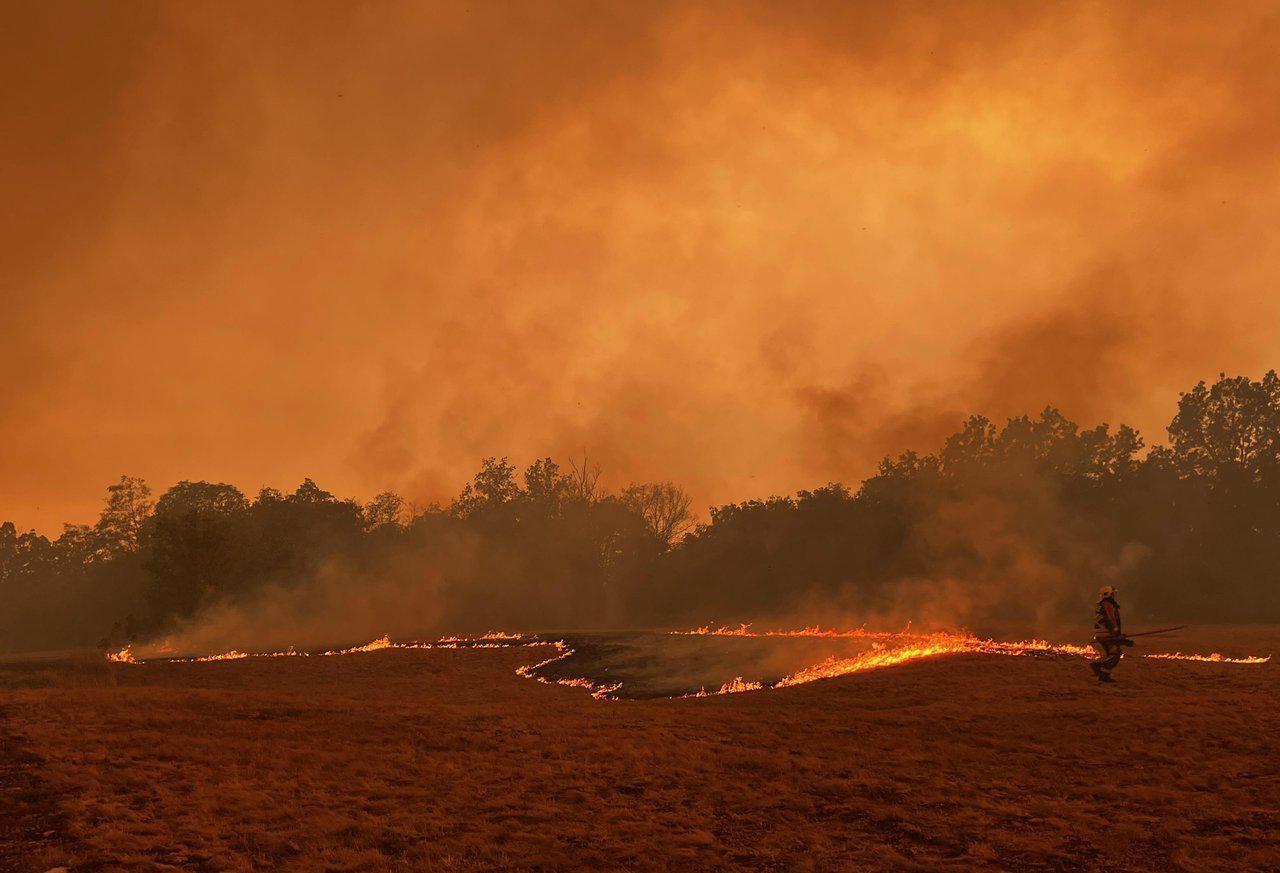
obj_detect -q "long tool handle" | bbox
[1121,625,1187,638]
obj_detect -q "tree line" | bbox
[3,372,1279,652]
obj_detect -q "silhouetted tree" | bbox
[453,458,519,518]
[620,482,694,545]
[92,475,154,560]
[145,482,250,623]
[1168,371,1280,482]
[363,491,406,530]
[566,452,602,503]
[6,373,1280,654]
[522,457,571,515]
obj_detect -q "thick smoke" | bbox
[3,3,1279,534]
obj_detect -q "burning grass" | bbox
[3,624,1278,871]
[668,624,1268,697]
[104,646,137,664]
[1143,651,1271,664]
[106,624,1270,703]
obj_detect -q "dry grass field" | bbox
[1,626,1277,872]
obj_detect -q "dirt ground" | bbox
[1,626,1277,872]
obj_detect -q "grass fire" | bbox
[3,624,1275,871]
[7,2,1280,870]
[105,625,1271,702]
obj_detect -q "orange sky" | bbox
[3,1,1279,533]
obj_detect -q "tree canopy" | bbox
[3,372,1280,653]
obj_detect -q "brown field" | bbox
[2,626,1277,872]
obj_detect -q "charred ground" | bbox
[524,632,885,699]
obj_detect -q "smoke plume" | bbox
[3,2,1279,535]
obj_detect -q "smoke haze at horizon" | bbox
[4,2,1280,533]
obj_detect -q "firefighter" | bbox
[1090,585,1132,683]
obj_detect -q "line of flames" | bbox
[1143,651,1270,664]
[107,632,621,700]
[673,623,915,644]
[514,641,623,700]
[111,631,526,663]
[105,625,1271,700]
[672,625,1270,696]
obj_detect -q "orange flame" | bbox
[324,635,396,655]
[194,650,250,662]
[672,625,1267,697]
[117,631,528,664]
[775,635,993,688]
[718,676,764,694]
[102,626,1270,702]
[513,640,626,699]
[176,647,307,663]
[438,631,521,643]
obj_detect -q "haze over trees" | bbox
[3,372,1280,653]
